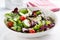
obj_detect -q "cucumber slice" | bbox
[33,24,40,30]
[13,15,20,21]
[42,20,46,25]
[17,26,21,32]
[38,21,42,26]
[11,26,21,32]
[46,20,51,25]
[9,18,14,22]
[11,27,17,31]
[23,19,30,27]
[22,22,28,28]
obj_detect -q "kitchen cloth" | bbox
[27,0,60,12]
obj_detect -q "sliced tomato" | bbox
[29,29,35,33]
[7,21,13,28]
[20,16,26,21]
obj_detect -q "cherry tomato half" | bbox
[20,16,26,21]
[7,21,13,28]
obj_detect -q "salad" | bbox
[4,8,55,33]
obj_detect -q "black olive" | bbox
[41,16,45,20]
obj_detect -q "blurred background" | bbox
[0,0,60,8]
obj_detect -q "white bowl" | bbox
[4,7,57,38]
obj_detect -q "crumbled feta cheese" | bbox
[23,19,30,27]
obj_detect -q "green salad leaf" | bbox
[5,13,12,18]
[36,10,41,15]
[16,20,23,27]
[19,8,28,14]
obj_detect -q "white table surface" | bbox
[0,0,60,40]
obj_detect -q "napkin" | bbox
[27,0,60,12]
